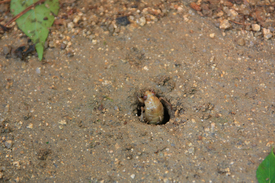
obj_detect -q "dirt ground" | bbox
[1,0,275,182]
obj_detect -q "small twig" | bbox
[0,0,11,4]
[4,0,47,27]
[229,20,250,26]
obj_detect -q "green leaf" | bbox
[256,147,275,183]
[10,0,59,60]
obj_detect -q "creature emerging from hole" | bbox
[137,90,172,125]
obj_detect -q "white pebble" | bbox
[36,67,41,74]
[252,24,261,32]
[73,15,81,24]
[27,123,33,129]
[67,22,74,29]
[219,19,231,30]
[142,66,149,71]
[92,40,97,45]
[139,17,146,26]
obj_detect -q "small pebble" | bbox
[36,67,41,74]
[116,16,130,26]
[66,51,74,57]
[216,11,224,17]
[263,28,272,40]
[209,33,215,38]
[27,123,33,129]
[15,177,20,182]
[13,161,20,168]
[254,32,262,37]
[130,174,135,179]
[139,17,146,26]
[5,140,13,149]
[108,24,115,33]
[67,42,72,47]
[4,104,9,113]
[60,43,66,50]
[143,66,149,71]
[48,41,55,48]
[73,15,81,24]
[58,120,67,125]
[219,19,231,30]
[177,6,184,13]
[88,35,96,40]
[227,9,238,19]
[188,147,195,154]
[67,22,74,29]
[92,40,97,45]
[211,122,215,133]
[252,24,260,32]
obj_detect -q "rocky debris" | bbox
[60,0,185,37]
[190,0,275,40]
[1,0,191,61]
[4,0,272,63]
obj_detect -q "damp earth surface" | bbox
[0,0,275,182]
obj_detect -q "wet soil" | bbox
[1,0,275,182]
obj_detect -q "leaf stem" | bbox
[4,0,47,26]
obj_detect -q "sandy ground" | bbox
[1,1,275,182]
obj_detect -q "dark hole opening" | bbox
[137,103,143,117]
[161,101,170,125]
